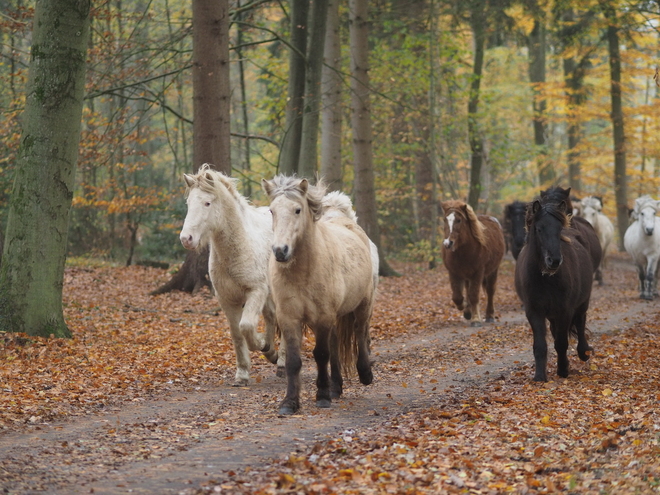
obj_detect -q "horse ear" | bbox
[299,178,309,195]
[261,178,274,197]
[558,200,568,214]
[183,174,194,188]
[532,200,542,215]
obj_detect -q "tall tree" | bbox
[279,0,308,175]
[349,0,397,276]
[320,0,343,192]
[152,0,230,295]
[298,0,329,178]
[603,2,628,249]
[466,0,487,209]
[527,0,554,186]
[0,0,91,337]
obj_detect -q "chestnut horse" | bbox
[441,200,505,326]
[515,196,594,381]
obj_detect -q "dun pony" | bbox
[262,176,376,415]
[440,200,505,326]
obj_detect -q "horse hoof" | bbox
[330,388,342,399]
[278,402,299,415]
[262,347,279,365]
[276,366,285,378]
[641,293,654,301]
[358,368,373,385]
[463,310,472,320]
[578,346,593,361]
[485,317,495,323]
[232,378,249,387]
[316,399,332,409]
[533,373,547,382]
[470,320,482,328]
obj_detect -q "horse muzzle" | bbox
[443,239,454,251]
[180,233,197,250]
[644,227,655,236]
[543,254,562,274]
[273,245,291,263]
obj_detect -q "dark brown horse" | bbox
[540,186,603,282]
[515,196,594,381]
[441,200,505,326]
[503,201,527,260]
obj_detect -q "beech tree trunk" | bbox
[349,0,397,277]
[0,0,91,337]
[320,0,343,192]
[152,0,229,296]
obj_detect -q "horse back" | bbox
[570,217,602,274]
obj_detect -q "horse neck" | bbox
[209,192,252,253]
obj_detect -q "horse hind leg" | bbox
[351,306,374,386]
[465,279,483,327]
[482,271,499,323]
[573,311,592,362]
[313,326,333,409]
[329,329,343,399]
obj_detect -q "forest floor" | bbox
[0,252,659,494]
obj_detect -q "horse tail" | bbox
[336,312,358,377]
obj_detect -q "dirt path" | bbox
[0,257,656,494]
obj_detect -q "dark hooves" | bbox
[278,403,299,415]
[578,346,593,361]
[485,317,495,323]
[330,386,343,399]
[463,310,472,320]
[316,399,332,409]
[358,368,373,385]
[276,366,285,378]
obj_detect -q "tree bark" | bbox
[320,0,343,192]
[528,13,554,186]
[279,0,309,175]
[152,0,230,296]
[467,3,486,210]
[604,4,628,250]
[0,0,91,338]
[298,0,329,179]
[349,0,397,277]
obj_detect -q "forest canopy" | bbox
[1,0,659,265]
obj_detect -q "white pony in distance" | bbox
[579,196,615,284]
[624,195,660,300]
[179,164,283,385]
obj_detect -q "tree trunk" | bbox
[298,0,329,179]
[528,14,554,186]
[604,4,628,250]
[152,0,230,296]
[320,0,343,192]
[0,0,91,338]
[192,0,231,173]
[349,0,397,277]
[279,0,309,175]
[467,3,486,210]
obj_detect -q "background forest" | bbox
[1,0,659,267]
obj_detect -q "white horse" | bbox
[579,196,614,285]
[624,195,660,300]
[179,164,284,385]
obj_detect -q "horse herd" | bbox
[178,166,660,414]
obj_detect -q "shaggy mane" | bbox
[443,200,487,247]
[185,163,246,204]
[265,175,327,221]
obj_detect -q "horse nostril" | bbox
[273,245,290,262]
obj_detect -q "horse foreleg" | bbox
[352,306,374,386]
[465,277,483,326]
[643,257,659,300]
[552,316,571,378]
[279,323,303,415]
[239,289,268,351]
[527,312,548,382]
[482,270,498,323]
[448,276,465,312]
[313,326,333,409]
[224,306,251,387]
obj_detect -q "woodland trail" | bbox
[0,255,657,494]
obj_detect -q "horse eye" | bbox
[204,202,211,207]
[295,208,301,214]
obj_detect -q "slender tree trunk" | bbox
[153,0,229,296]
[349,0,397,276]
[528,15,554,186]
[236,0,252,196]
[298,0,329,179]
[467,4,486,210]
[428,0,438,269]
[279,0,309,175]
[0,0,91,337]
[192,0,231,173]
[320,0,343,192]
[604,4,628,250]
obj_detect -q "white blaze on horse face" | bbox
[270,195,305,263]
[443,212,455,249]
[180,187,214,250]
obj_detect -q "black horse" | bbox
[514,196,595,381]
[503,201,527,260]
[540,186,602,282]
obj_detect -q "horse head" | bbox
[179,164,233,250]
[504,201,527,259]
[441,200,485,252]
[528,199,570,275]
[631,196,660,236]
[263,176,326,263]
